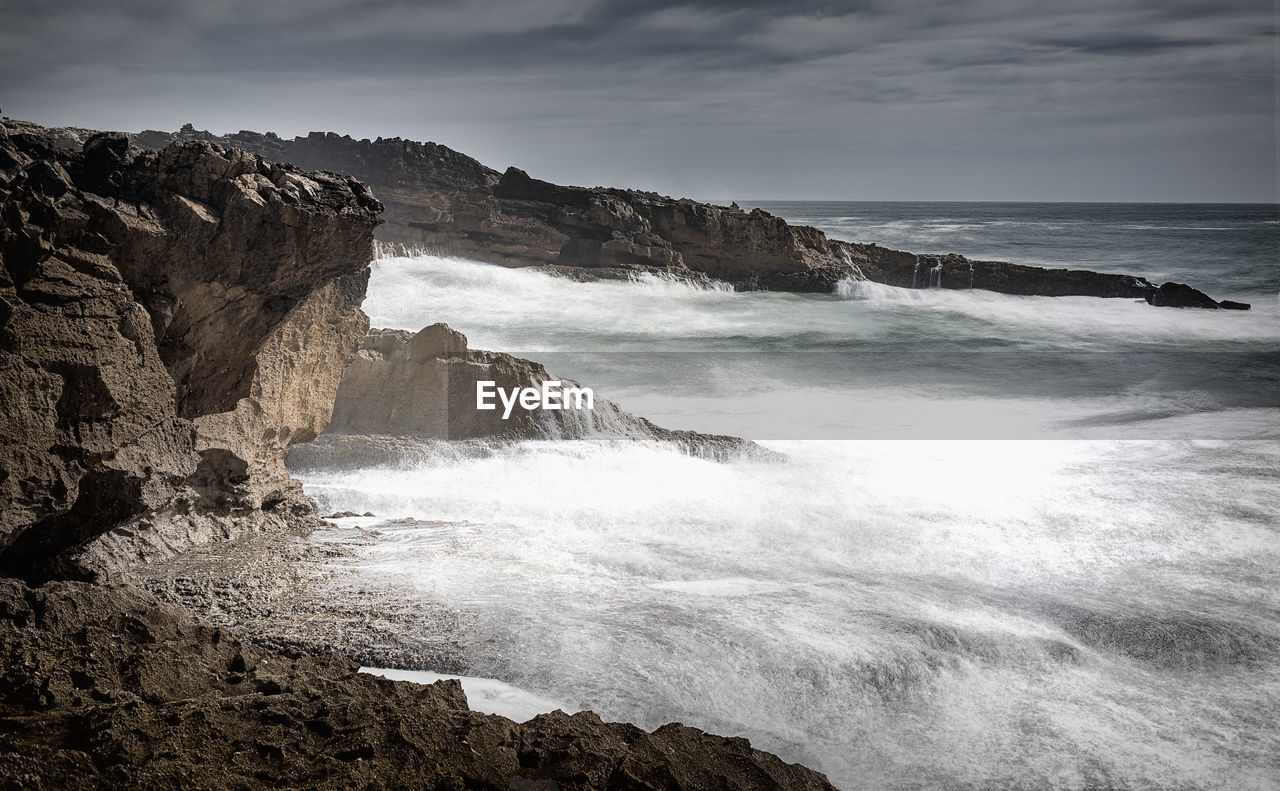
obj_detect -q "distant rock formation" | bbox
[0,120,381,578]
[313,323,775,461]
[132,123,1247,308]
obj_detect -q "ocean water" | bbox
[296,203,1280,790]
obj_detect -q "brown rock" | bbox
[0,578,838,790]
[190,270,371,512]
[0,119,380,577]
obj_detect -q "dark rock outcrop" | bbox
[131,124,1246,307]
[851,250,1155,298]
[0,578,837,791]
[0,120,380,578]
[317,323,775,461]
[1145,281,1233,309]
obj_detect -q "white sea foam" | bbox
[366,255,1277,356]
[304,248,1280,789]
[299,439,1280,790]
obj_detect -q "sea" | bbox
[294,202,1280,790]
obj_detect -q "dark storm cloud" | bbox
[0,0,1273,200]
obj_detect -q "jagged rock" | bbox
[0,579,836,790]
[1141,281,1249,309]
[0,120,380,577]
[321,323,776,460]
[131,125,1239,304]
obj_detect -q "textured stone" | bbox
[0,578,836,791]
[0,119,380,577]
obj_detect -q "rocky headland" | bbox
[132,123,1248,309]
[0,119,834,790]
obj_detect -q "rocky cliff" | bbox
[311,323,772,461]
[0,120,381,578]
[0,119,835,789]
[132,124,1247,308]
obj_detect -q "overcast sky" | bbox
[1,0,1275,201]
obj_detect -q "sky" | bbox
[1,0,1275,202]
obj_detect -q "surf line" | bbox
[476,380,595,420]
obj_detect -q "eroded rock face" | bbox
[0,120,380,577]
[191,271,371,512]
[0,578,837,791]
[131,124,1246,307]
[317,323,773,461]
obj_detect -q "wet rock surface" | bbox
[1145,281,1236,309]
[125,524,468,673]
[0,578,838,790]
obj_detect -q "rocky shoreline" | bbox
[123,519,470,674]
[0,118,836,790]
[0,113,1258,789]
[0,578,836,790]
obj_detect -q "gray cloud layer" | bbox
[1,0,1274,200]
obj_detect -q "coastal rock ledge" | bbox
[134,123,1247,308]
